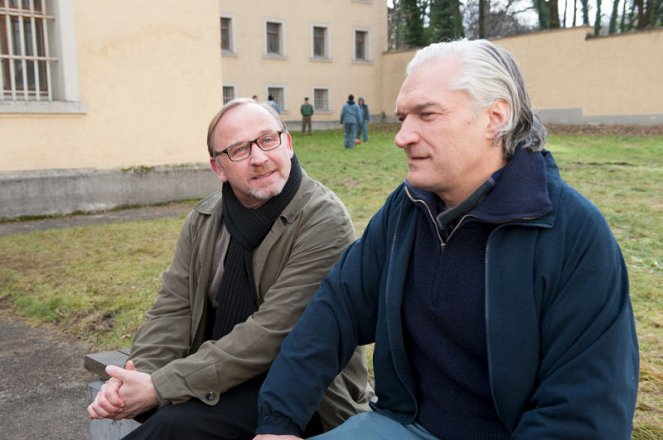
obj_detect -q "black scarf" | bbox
[212,155,302,339]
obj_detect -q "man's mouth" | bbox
[253,170,276,180]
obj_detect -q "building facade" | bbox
[219,0,388,128]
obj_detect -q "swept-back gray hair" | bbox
[407,39,546,157]
[206,98,288,157]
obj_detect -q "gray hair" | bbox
[206,98,288,157]
[406,39,546,157]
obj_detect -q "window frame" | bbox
[266,85,286,112]
[310,24,330,60]
[312,87,331,113]
[0,0,84,114]
[222,84,236,105]
[219,14,236,54]
[264,19,285,58]
[353,28,371,63]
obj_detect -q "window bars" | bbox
[0,0,55,101]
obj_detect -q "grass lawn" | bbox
[1,124,661,437]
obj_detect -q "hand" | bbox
[253,436,303,440]
[87,360,159,420]
[87,376,125,419]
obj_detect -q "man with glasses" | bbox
[88,98,372,439]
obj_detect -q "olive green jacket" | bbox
[128,172,372,429]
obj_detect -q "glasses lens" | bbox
[225,131,282,162]
[227,143,252,161]
[257,131,281,150]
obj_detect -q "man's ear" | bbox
[209,157,228,183]
[284,131,294,158]
[486,99,510,141]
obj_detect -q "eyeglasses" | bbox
[213,130,283,162]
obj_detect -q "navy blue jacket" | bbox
[256,149,639,438]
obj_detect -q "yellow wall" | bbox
[219,0,388,122]
[381,27,663,123]
[0,0,222,172]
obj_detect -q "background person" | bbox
[267,95,281,114]
[340,94,362,149]
[87,98,372,439]
[356,97,371,143]
[254,39,639,440]
[300,97,314,135]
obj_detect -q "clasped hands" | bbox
[87,360,159,420]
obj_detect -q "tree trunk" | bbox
[609,0,621,33]
[594,0,603,34]
[549,0,561,27]
[573,0,578,25]
[479,0,487,37]
[581,0,590,24]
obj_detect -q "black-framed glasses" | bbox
[213,130,283,162]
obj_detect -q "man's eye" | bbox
[233,144,250,154]
[261,135,276,143]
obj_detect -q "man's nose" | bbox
[394,118,419,149]
[248,142,269,164]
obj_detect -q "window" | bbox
[0,0,83,113]
[313,88,329,112]
[267,86,284,110]
[222,85,235,104]
[354,30,369,61]
[265,21,282,55]
[312,25,328,59]
[220,16,234,53]
[1,0,51,101]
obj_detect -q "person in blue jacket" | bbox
[254,39,639,440]
[356,97,371,143]
[340,94,362,149]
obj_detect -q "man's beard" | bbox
[247,177,287,201]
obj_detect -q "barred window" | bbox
[267,86,284,110]
[266,21,282,55]
[313,88,329,112]
[222,85,235,104]
[354,30,368,61]
[1,0,54,101]
[312,26,327,58]
[220,16,233,52]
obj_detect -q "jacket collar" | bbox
[405,146,554,226]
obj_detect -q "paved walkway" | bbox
[0,203,193,439]
[0,315,98,439]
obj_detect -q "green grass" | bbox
[1,125,661,436]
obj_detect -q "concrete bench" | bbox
[85,349,140,439]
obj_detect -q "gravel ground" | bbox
[0,315,98,440]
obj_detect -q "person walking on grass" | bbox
[356,97,371,143]
[340,94,362,149]
[87,98,373,440]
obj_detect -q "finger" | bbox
[125,360,137,371]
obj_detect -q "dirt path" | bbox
[0,316,98,439]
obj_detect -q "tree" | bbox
[609,0,621,33]
[580,0,591,24]
[548,0,561,27]
[594,0,603,34]
[464,0,536,38]
[534,0,550,27]
[429,0,464,41]
[401,0,427,47]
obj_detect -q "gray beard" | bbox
[247,177,287,202]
